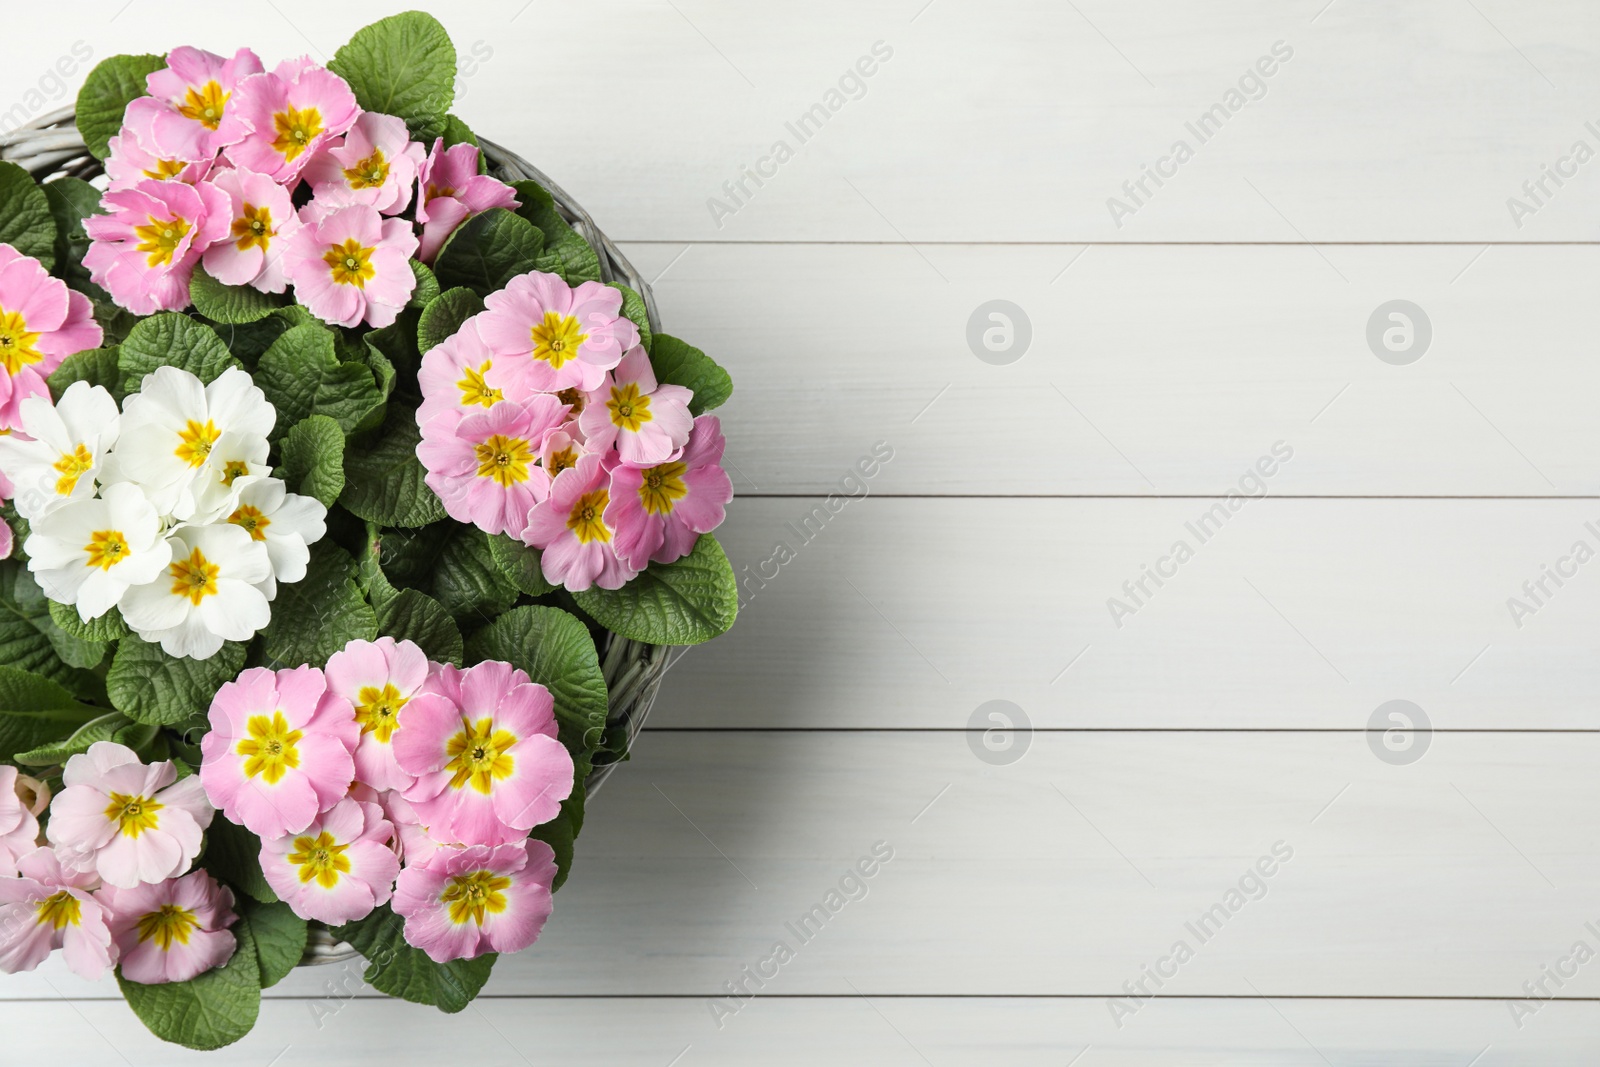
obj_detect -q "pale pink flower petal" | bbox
[99,870,236,984]
[391,840,556,962]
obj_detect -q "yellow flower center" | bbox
[424,182,456,204]
[35,890,82,930]
[444,716,517,794]
[231,202,275,253]
[104,791,163,838]
[221,459,252,485]
[0,308,42,375]
[133,214,191,268]
[237,710,303,785]
[606,382,653,432]
[545,445,578,478]
[343,148,390,190]
[354,682,407,744]
[176,80,230,130]
[638,461,688,516]
[473,433,533,487]
[84,529,131,571]
[288,831,351,889]
[441,869,512,926]
[529,312,587,369]
[175,419,219,467]
[168,546,220,606]
[136,903,199,951]
[271,103,323,162]
[566,488,610,544]
[53,443,94,496]
[456,361,502,408]
[323,238,376,288]
[228,504,271,541]
[142,158,189,181]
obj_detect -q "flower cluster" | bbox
[0,365,327,659]
[86,47,517,327]
[417,270,733,591]
[0,744,237,985]
[200,639,572,962]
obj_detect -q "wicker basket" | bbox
[0,108,675,965]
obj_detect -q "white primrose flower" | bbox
[120,523,272,660]
[103,366,275,520]
[22,482,171,620]
[220,475,327,599]
[0,381,120,519]
[185,430,273,523]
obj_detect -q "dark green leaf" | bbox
[236,898,306,988]
[375,588,463,665]
[0,161,57,270]
[76,53,165,160]
[44,176,103,292]
[277,414,347,507]
[433,208,544,297]
[572,534,738,645]
[12,710,129,767]
[191,265,285,324]
[201,819,277,904]
[333,905,495,1012]
[529,787,584,891]
[47,346,120,402]
[611,283,652,353]
[212,305,315,364]
[408,258,440,308]
[511,179,601,285]
[118,915,261,1050]
[119,313,241,392]
[434,528,518,619]
[440,113,478,148]
[329,12,456,140]
[107,636,247,726]
[48,599,128,642]
[258,541,378,669]
[487,533,554,596]
[340,406,447,528]
[0,565,101,696]
[255,322,385,439]
[0,665,103,766]
[649,334,732,415]
[417,286,483,353]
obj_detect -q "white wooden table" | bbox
[6,1,1600,1062]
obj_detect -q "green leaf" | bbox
[201,819,277,904]
[212,305,315,364]
[236,898,306,988]
[408,258,440,308]
[333,905,495,1012]
[433,208,544,297]
[434,528,518,619]
[649,334,732,415]
[529,786,584,891]
[572,534,738,645]
[465,605,607,783]
[0,566,101,696]
[48,599,129,643]
[47,346,121,402]
[277,414,347,507]
[44,176,103,292]
[511,180,601,285]
[12,710,130,767]
[330,12,457,140]
[119,313,241,392]
[340,406,448,527]
[256,322,385,439]
[375,588,463,665]
[118,916,261,1051]
[487,533,553,596]
[440,113,478,148]
[0,665,103,766]
[258,541,378,669]
[107,636,248,726]
[417,287,484,353]
[0,162,57,271]
[18,570,108,670]
[191,265,285,324]
[76,53,165,160]
[611,283,652,353]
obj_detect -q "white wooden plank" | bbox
[9,732,1600,999]
[621,241,1600,496]
[7,996,1600,1066]
[3,2,1599,243]
[643,497,1600,729]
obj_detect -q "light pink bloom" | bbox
[416,316,518,429]
[393,660,574,847]
[122,46,263,162]
[45,742,213,889]
[577,346,693,465]
[0,766,41,877]
[305,112,426,216]
[536,423,588,494]
[200,167,301,293]
[352,784,444,867]
[325,637,429,793]
[225,59,358,183]
[0,244,102,424]
[104,130,214,192]
[84,179,231,314]
[522,453,638,591]
[98,869,235,984]
[285,204,417,328]
[477,271,637,393]
[607,415,734,570]
[415,139,519,262]
[200,665,358,840]
[391,839,557,963]
[417,396,567,538]
[0,847,115,978]
[259,798,400,925]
